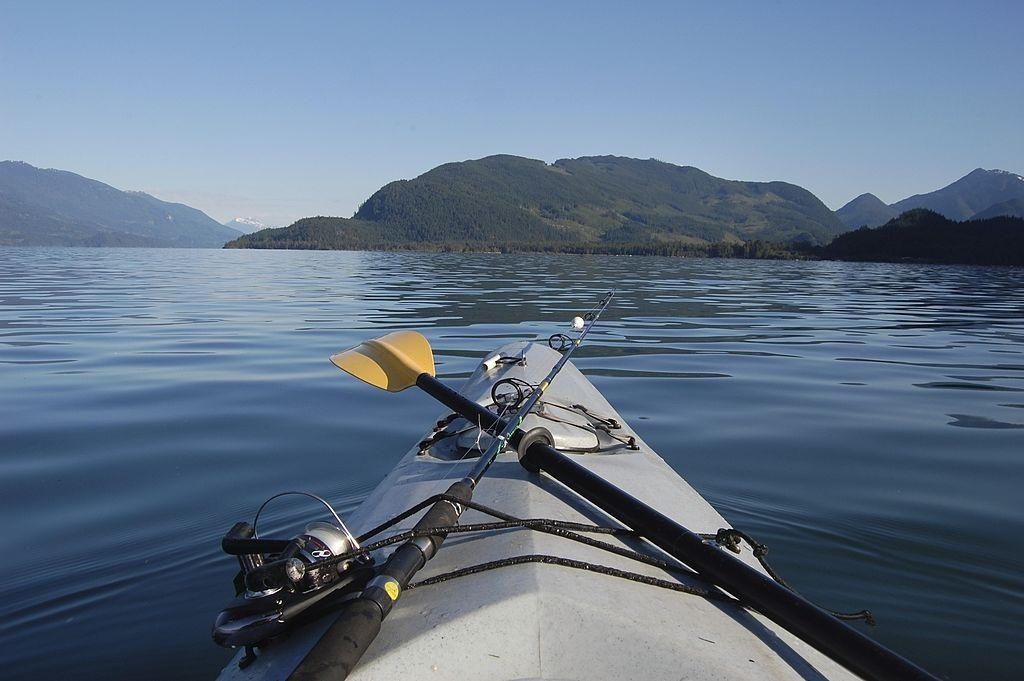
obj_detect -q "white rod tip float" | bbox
[571,316,585,331]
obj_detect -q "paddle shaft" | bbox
[412,372,940,681]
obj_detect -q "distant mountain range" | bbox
[837,169,1024,228]
[5,157,1020,257]
[228,155,847,250]
[0,161,241,247]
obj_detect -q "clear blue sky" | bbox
[2,1,1021,225]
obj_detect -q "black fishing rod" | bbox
[290,293,613,681]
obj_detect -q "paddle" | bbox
[295,301,940,681]
[290,294,613,680]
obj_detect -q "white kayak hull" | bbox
[219,341,861,681]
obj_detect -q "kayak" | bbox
[213,298,937,681]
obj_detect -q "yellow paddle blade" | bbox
[330,330,435,392]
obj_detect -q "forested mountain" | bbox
[823,209,1024,266]
[835,193,898,229]
[890,168,1024,221]
[0,161,241,247]
[227,155,847,251]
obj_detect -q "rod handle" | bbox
[288,599,382,681]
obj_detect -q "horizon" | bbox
[2,2,1021,225]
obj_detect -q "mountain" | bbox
[224,217,273,233]
[227,155,847,251]
[890,168,1024,221]
[823,209,1024,266]
[836,193,898,229]
[0,161,241,247]
[971,198,1024,220]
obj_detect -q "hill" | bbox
[227,155,847,251]
[836,193,898,229]
[823,209,1024,266]
[0,161,241,247]
[890,168,1024,221]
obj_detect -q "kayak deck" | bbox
[220,341,861,681]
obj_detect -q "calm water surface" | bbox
[1,248,1022,680]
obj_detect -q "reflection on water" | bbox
[1,247,1022,680]
[946,414,1023,429]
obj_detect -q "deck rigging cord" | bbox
[300,491,874,624]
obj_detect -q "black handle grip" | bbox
[288,599,382,681]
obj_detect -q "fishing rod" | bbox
[290,292,614,680]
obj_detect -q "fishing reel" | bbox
[212,496,375,649]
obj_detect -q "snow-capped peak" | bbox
[224,216,274,233]
[989,169,1024,181]
[229,217,265,227]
